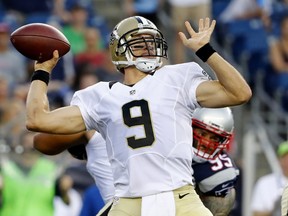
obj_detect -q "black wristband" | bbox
[195,43,216,62]
[31,70,50,85]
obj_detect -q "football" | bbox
[10,23,70,62]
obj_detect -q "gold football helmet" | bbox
[109,16,168,73]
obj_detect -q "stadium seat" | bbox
[223,19,267,63]
[223,20,251,62]
[211,0,232,45]
[88,15,111,46]
[24,12,53,24]
[240,21,269,88]
[212,0,232,20]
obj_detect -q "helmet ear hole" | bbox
[118,46,126,55]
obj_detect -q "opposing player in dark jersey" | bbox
[191,107,239,215]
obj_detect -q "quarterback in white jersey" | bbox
[70,61,208,197]
[27,15,251,216]
[34,107,239,216]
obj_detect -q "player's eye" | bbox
[131,45,146,50]
[199,145,214,153]
[210,135,221,142]
[197,130,208,137]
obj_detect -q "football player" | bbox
[34,107,239,216]
[191,107,239,215]
[26,15,251,215]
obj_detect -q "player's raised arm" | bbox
[26,50,86,134]
[178,18,252,108]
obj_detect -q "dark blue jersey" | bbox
[192,151,239,197]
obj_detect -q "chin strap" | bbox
[134,57,161,73]
[114,57,162,74]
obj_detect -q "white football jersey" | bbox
[71,62,210,197]
[85,132,115,203]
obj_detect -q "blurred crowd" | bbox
[214,0,288,113]
[0,0,288,216]
[0,0,123,216]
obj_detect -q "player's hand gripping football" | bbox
[178,18,216,52]
[34,50,60,74]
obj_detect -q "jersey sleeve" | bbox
[182,62,212,110]
[70,83,104,131]
[161,62,212,112]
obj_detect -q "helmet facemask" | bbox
[109,16,168,73]
[192,124,232,161]
[127,34,167,72]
